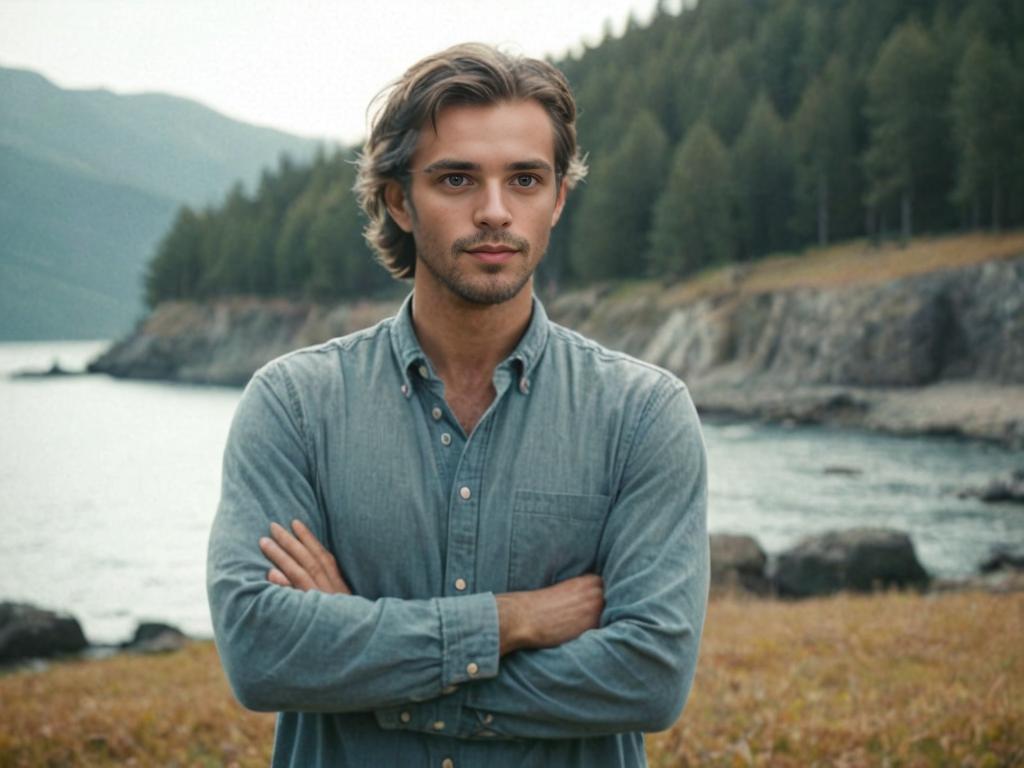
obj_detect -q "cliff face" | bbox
[89,298,402,386]
[553,256,1024,388]
[88,256,1024,443]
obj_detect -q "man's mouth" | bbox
[465,244,520,263]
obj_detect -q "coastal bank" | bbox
[89,233,1024,445]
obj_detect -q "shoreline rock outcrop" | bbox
[0,602,88,664]
[709,533,770,595]
[957,468,1024,504]
[772,528,931,598]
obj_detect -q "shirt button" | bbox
[432,720,446,731]
[454,577,467,591]
[399,711,411,723]
[482,713,494,725]
[467,662,479,676]
[400,384,409,396]
[519,377,530,394]
[431,406,442,420]
[441,432,452,446]
[442,760,454,768]
[418,365,429,379]
[459,486,471,500]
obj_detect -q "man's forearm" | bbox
[495,574,604,655]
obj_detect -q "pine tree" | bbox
[950,35,1018,230]
[791,56,857,246]
[647,121,734,278]
[568,110,669,281]
[144,207,203,307]
[704,46,751,144]
[733,92,796,258]
[863,21,947,242]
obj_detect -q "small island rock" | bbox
[958,469,1024,504]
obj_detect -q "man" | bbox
[207,43,709,767]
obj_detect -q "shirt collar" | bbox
[389,291,551,397]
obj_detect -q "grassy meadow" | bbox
[1,589,1021,767]
[598,229,1024,308]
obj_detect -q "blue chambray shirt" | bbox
[207,293,709,768]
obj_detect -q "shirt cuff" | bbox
[438,591,500,688]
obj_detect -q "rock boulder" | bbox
[958,469,1024,504]
[0,602,88,663]
[122,622,188,654]
[773,528,930,597]
[709,533,770,595]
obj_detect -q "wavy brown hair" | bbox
[354,43,588,279]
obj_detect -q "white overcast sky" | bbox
[0,0,675,144]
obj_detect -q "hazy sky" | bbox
[0,0,673,144]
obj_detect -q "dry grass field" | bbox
[658,229,1024,307]
[1,590,1021,767]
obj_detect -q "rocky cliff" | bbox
[88,253,1024,444]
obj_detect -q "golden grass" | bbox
[659,230,1024,308]
[1,590,1021,767]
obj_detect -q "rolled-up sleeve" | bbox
[206,364,501,713]
[389,381,710,739]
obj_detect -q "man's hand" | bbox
[496,575,604,656]
[259,519,351,594]
[260,520,604,656]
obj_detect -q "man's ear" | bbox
[384,181,414,233]
[550,178,569,227]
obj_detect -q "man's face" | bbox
[386,99,567,306]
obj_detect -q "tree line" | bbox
[145,0,1024,306]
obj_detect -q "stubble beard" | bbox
[417,230,539,306]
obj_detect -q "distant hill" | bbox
[0,66,323,340]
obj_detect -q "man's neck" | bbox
[410,279,533,391]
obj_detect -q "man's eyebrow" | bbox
[507,160,554,173]
[418,159,554,174]
[420,159,481,174]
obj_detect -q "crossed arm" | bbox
[259,518,605,656]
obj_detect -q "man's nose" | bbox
[473,181,512,229]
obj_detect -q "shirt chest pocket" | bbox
[507,490,611,592]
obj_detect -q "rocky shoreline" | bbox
[84,254,1024,446]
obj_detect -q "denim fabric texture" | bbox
[207,293,710,768]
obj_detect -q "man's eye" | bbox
[513,174,538,188]
[442,174,470,188]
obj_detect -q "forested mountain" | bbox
[144,0,1024,307]
[0,67,322,340]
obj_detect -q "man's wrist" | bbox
[496,593,532,655]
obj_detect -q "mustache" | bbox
[452,231,530,254]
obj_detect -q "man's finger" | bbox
[291,519,352,594]
[270,521,328,586]
[268,568,293,587]
[260,536,315,590]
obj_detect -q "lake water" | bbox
[1,341,1022,644]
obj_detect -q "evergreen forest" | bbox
[144,0,1024,307]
